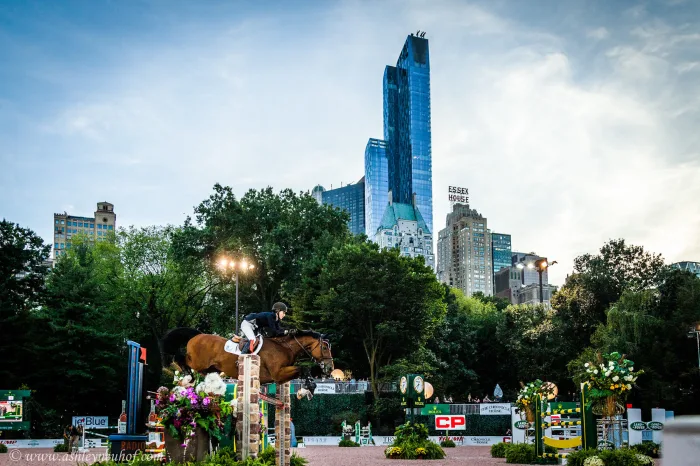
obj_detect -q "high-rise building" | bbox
[364,138,389,237]
[491,233,512,293]
[53,202,116,258]
[374,194,434,268]
[436,203,492,296]
[494,267,522,304]
[512,252,549,287]
[383,34,433,234]
[671,261,700,278]
[321,179,365,235]
[311,185,325,204]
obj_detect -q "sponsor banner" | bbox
[421,404,451,415]
[302,436,342,445]
[479,403,511,416]
[302,436,504,447]
[435,415,466,430]
[72,416,110,429]
[312,384,337,395]
[0,439,64,448]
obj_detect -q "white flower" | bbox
[609,361,614,367]
[613,376,619,382]
[593,370,598,374]
[600,364,605,370]
[584,363,590,367]
[630,368,634,372]
[627,384,632,390]
[605,372,611,378]
[584,456,604,466]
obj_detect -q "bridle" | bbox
[291,334,333,373]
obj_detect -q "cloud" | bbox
[2,0,699,286]
[587,27,609,40]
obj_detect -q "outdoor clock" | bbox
[400,376,408,394]
[413,375,424,394]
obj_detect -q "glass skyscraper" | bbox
[491,233,512,292]
[364,138,388,237]
[382,34,433,234]
[321,179,365,235]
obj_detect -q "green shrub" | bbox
[505,443,536,464]
[290,452,308,466]
[565,449,601,466]
[491,442,510,458]
[631,441,661,458]
[53,443,69,452]
[0,444,7,453]
[338,439,360,447]
[208,445,240,464]
[440,439,456,448]
[597,448,645,466]
[384,422,445,460]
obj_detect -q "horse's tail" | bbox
[161,327,202,369]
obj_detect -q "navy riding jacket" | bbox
[244,311,283,335]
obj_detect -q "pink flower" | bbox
[203,397,211,406]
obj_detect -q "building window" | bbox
[72,221,77,226]
[98,224,102,229]
[61,220,65,224]
[108,225,113,230]
[78,222,83,227]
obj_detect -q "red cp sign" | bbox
[435,415,466,430]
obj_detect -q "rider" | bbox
[240,302,295,353]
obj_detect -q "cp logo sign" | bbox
[435,415,466,430]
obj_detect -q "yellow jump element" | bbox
[543,436,582,449]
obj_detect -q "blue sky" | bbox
[1,0,699,284]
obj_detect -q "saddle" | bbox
[224,334,263,355]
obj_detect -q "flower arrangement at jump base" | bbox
[155,370,233,461]
[581,352,643,417]
[383,422,445,460]
[515,379,555,422]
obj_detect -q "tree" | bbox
[32,240,123,424]
[291,240,446,399]
[173,185,351,315]
[0,220,50,388]
[553,239,667,350]
[584,269,700,413]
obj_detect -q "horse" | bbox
[161,328,334,386]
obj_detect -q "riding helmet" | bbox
[272,302,287,313]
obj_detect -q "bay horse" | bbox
[161,328,333,385]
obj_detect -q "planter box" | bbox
[164,427,211,463]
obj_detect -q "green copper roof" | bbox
[378,203,430,234]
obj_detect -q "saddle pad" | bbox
[223,336,264,355]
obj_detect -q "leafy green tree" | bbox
[291,240,446,398]
[33,240,123,423]
[115,226,218,361]
[471,291,510,312]
[173,185,350,317]
[0,220,50,388]
[580,269,700,412]
[553,239,667,351]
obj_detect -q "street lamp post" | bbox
[516,258,557,304]
[217,256,255,334]
[689,324,700,370]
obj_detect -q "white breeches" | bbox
[241,320,257,341]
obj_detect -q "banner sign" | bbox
[479,403,512,415]
[303,436,503,446]
[311,384,337,395]
[421,404,450,415]
[72,416,110,429]
[0,439,64,448]
[435,415,466,430]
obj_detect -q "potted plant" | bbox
[516,380,554,423]
[155,371,233,463]
[580,352,643,417]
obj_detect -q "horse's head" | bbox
[295,332,334,375]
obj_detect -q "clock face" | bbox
[400,376,408,394]
[413,376,424,394]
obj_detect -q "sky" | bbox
[1,0,699,285]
